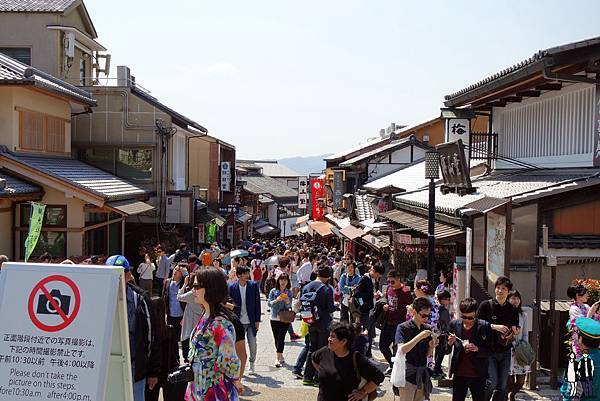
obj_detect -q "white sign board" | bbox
[0,263,131,401]
[446,118,470,146]
[220,161,231,192]
[297,176,308,209]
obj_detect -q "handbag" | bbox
[352,352,377,401]
[390,346,406,388]
[167,364,193,384]
[278,309,297,324]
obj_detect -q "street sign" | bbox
[437,139,475,196]
[27,275,81,333]
[0,263,133,401]
[218,204,239,214]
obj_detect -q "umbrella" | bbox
[265,255,280,267]
[230,249,249,258]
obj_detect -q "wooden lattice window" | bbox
[18,108,67,153]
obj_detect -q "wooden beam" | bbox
[488,101,506,107]
[517,90,541,97]
[502,96,522,103]
[535,83,562,91]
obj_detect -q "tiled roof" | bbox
[354,194,375,221]
[364,159,429,192]
[0,152,147,200]
[0,171,40,197]
[444,35,600,103]
[325,136,392,162]
[395,168,600,215]
[0,0,77,12]
[254,161,301,177]
[340,138,430,167]
[243,175,297,200]
[0,53,95,105]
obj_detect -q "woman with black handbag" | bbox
[267,272,295,368]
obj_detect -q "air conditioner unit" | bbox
[165,196,180,223]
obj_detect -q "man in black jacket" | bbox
[106,255,160,401]
[477,276,520,401]
[447,298,493,401]
[354,263,385,357]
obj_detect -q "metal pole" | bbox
[530,255,543,390]
[428,178,436,284]
[465,227,472,298]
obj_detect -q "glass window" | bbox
[20,231,66,259]
[79,148,115,174]
[116,149,153,181]
[0,47,31,65]
[21,205,66,227]
[85,226,107,256]
[472,216,484,265]
[85,212,108,226]
[79,58,86,86]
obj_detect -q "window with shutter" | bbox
[18,109,66,153]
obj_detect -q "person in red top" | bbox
[379,270,414,375]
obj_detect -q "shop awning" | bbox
[214,215,227,227]
[308,221,334,237]
[107,199,154,216]
[340,225,366,241]
[380,209,463,239]
[255,224,279,235]
[362,234,391,250]
[296,214,310,225]
[296,226,309,234]
[235,210,253,224]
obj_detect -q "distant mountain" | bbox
[278,154,331,176]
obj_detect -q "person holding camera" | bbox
[105,255,159,401]
[446,298,492,401]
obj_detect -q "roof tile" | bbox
[0,0,77,12]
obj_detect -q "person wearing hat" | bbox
[561,317,600,401]
[301,264,336,386]
[106,255,160,401]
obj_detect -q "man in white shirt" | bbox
[296,253,317,290]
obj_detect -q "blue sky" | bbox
[86,0,600,159]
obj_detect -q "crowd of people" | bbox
[1,236,598,401]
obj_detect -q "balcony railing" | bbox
[469,132,498,161]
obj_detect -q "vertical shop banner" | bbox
[198,224,206,244]
[220,161,231,192]
[310,178,325,221]
[207,223,216,243]
[297,177,309,209]
[332,171,345,210]
[486,211,506,286]
[24,203,46,262]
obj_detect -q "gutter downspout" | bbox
[542,67,600,85]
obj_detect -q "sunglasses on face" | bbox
[462,315,475,321]
[419,313,431,319]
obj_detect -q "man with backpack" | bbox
[477,276,520,401]
[301,265,335,386]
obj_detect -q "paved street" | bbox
[234,297,561,401]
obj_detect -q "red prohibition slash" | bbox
[27,275,81,332]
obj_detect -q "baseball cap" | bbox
[105,255,131,272]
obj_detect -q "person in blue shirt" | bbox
[339,261,360,324]
[162,262,187,364]
[561,317,600,401]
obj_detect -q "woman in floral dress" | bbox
[186,268,241,401]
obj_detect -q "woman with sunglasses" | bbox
[447,298,492,401]
[186,268,241,401]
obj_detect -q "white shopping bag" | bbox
[390,346,406,387]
